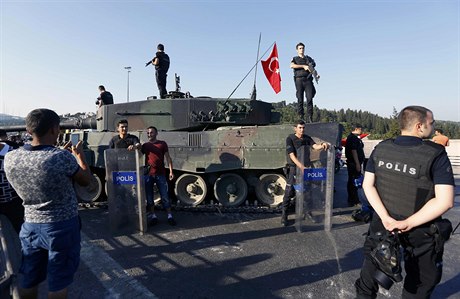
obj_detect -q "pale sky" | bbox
[1,0,459,121]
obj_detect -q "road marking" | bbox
[80,232,158,298]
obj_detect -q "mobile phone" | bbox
[71,133,79,146]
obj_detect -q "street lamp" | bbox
[124,66,132,102]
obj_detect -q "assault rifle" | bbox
[145,59,153,67]
[307,59,320,84]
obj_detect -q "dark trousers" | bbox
[347,162,361,205]
[282,166,296,211]
[156,71,168,99]
[355,215,443,299]
[294,77,316,121]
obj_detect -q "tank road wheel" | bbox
[74,173,103,203]
[174,174,207,206]
[214,173,248,207]
[256,174,287,207]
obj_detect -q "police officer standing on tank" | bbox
[290,42,319,122]
[146,43,170,99]
[281,120,329,226]
[355,106,455,298]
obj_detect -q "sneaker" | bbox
[167,217,176,226]
[148,217,158,226]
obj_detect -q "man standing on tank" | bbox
[109,119,141,150]
[141,126,176,226]
[147,43,170,99]
[281,120,329,226]
[290,42,319,122]
[355,106,455,298]
[4,108,92,299]
[96,85,114,108]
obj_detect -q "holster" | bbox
[430,218,452,253]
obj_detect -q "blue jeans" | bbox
[145,175,171,209]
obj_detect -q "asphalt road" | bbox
[35,166,460,299]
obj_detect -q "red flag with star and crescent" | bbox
[261,43,281,94]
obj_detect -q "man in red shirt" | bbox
[141,126,176,226]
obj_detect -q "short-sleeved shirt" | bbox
[286,133,315,166]
[432,135,449,147]
[345,133,365,164]
[4,144,80,223]
[291,55,316,78]
[100,91,113,105]
[366,136,455,186]
[155,52,170,73]
[109,134,140,149]
[142,140,169,176]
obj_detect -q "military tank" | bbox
[1,91,342,208]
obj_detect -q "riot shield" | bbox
[104,149,147,234]
[295,145,335,232]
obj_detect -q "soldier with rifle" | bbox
[290,42,320,122]
[145,43,170,99]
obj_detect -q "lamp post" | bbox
[124,66,132,102]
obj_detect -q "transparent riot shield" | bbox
[105,149,147,234]
[295,145,335,232]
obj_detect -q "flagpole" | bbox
[227,41,275,100]
[250,33,262,101]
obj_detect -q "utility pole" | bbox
[124,66,132,102]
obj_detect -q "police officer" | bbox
[345,124,365,206]
[96,85,114,108]
[281,120,329,226]
[355,106,455,298]
[290,42,319,122]
[147,43,170,99]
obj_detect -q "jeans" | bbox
[145,174,171,209]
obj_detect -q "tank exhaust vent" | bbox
[188,133,202,147]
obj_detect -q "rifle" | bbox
[145,59,153,67]
[306,58,320,84]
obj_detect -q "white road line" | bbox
[80,232,158,299]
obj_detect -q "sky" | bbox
[0,0,459,121]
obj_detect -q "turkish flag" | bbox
[261,43,281,94]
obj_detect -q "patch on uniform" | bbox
[376,159,420,178]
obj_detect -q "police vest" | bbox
[292,55,314,78]
[372,139,444,219]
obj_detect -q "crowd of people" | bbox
[0,41,456,298]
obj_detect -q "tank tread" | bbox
[78,201,281,214]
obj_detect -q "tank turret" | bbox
[96,96,280,132]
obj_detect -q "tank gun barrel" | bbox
[0,117,96,133]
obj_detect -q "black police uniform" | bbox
[108,134,140,149]
[100,91,113,106]
[291,55,317,121]
[345,132,365,205]
[282,133,315,212]
[155,51,170,99]
[355,136,455,298]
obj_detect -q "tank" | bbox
[0,93,342,208]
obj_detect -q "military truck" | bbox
[1,94,342,208]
